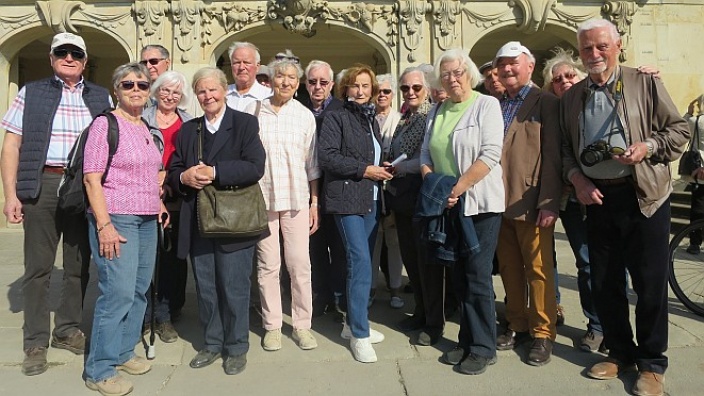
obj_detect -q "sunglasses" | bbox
[119,80,150,91]
[307,79,330,87]
[52,48,85,60]
[140,58,165,66]
[552,72,577,84]
[275,55,300,64]
[400,84,423,93]
[379,89,393,95]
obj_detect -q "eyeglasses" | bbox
[140,58,165,66]
[379,89,393,95]
[552,72,578,84]
[159,87,182,98]
[440,69,466,81]
[400,84,423,93]
[275,55,300,64]
[307,79,330,87]
[52,48,85,60]
[119,80,150,91]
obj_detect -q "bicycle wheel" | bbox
[669,219,704,317]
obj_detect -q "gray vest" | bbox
[17,77,111,201]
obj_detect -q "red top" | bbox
[161,117,183,169]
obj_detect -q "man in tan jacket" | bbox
[493,41,562,367]
[561,19,688,396]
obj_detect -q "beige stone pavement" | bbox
[0,224,703,396]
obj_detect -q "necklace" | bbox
[157,110,178,124]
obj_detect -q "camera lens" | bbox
[580,149,604,167]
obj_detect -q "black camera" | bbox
[580,140,625,167]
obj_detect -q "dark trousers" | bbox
[145,213,187,323]
[395,212,424,318]
[22,172,90,349]
[453,213,501,358]
[310,213,347,306]
[416,222,448,332]
[560,199,602,334]
[190,236,253,357]
[587,183,670,374]
[689,183,704,246]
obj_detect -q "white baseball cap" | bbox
[50,33,86,53]
[493,41,531,66]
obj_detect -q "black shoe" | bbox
[527,338,553,366]
[312,298,332,318]
[155,321,178,343]
[687,244,701,254]
[403,283,414,293]
[442,345,466,365]
[397,315,425,332]
[223,354,247,375]
[496,329,529,351]
[22,347,48,376]
[189,349,221,368]
[455,354,497,375]
[417,328,442,346]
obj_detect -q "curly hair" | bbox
[542,48,587,95]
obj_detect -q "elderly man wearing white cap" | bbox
[0,32,112,376]
[492,41,562,366]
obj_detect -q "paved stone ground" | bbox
[0,225,702,396]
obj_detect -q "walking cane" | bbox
[147,213,169,359]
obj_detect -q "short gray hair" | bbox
[192,67,228,92]
[268,58,304,79]
[433,49,482,88]
[227,41,261,64]
[399,66,431,91]
[151,70,192,107]
[305,60,334,81]
[112,62,150,91]
[376,73,396,92]
[141,45,169,59]
[578,19,621,43]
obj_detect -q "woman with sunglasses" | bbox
[420,49,505,375]
[141,71,193,343]
[83,62,169,396]
[388,67,434,334]
[371,73,403,309]
[318,64,393,363]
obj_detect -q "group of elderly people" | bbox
[5,17,685,396]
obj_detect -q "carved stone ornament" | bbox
[462,3,514,29]
[551,4,600,29]
[133,1,170,46]
[36,1,85,34]
[602,0,637,62]
[432,0,461,50]
[0,10,40,33]
[399,0,431,62]
[508,0,557,33]
[172,0,204,63]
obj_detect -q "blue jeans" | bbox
[334,201,379,339]
[191,236,254,357]
[84,214,156,382]
[453,212,501,358]
[560,199,602,334]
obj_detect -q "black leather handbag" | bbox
[678,115,702,177]
[195,118,267,238]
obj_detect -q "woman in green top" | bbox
[419,49,505,375]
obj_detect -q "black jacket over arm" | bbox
[167,106,266,259]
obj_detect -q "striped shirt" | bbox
[83,115,163,215]
[500,83,533,136]
[245,98,320,212]
[1,77,105,166]
[226,81,271,112]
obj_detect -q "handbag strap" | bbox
[197,117,203,162]
[254,100,262,117]
[694,115,702,152]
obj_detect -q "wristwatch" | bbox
[645,141,654,159]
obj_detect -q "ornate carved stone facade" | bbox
[0,0,702,225]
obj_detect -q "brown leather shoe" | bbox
[527,338,552,366]
[496,329,529,351]
[632,371,664,396]
[51,329,85,354]
[587,357,635,380]
[22,347,48,376]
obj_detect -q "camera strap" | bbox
[580,71,625,149]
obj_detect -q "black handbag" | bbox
[678,115,702,177]
[195,118,268,238]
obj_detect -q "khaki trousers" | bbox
[497,218,557,340]
[257,209,313,330]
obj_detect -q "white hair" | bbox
[399,66,431,91]
[150,70,192,107]
[227,41,261,64]
[305,60,334,81]
[577,19,621,44]
[433,48,482,87]
[376,73,397,92]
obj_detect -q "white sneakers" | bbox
[341,322,385,344]
[350,336,377,363]
[262,329,282,351]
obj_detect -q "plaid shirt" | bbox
[1,77,101,166]
[246,98,320,212]
[500,82,533,136]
